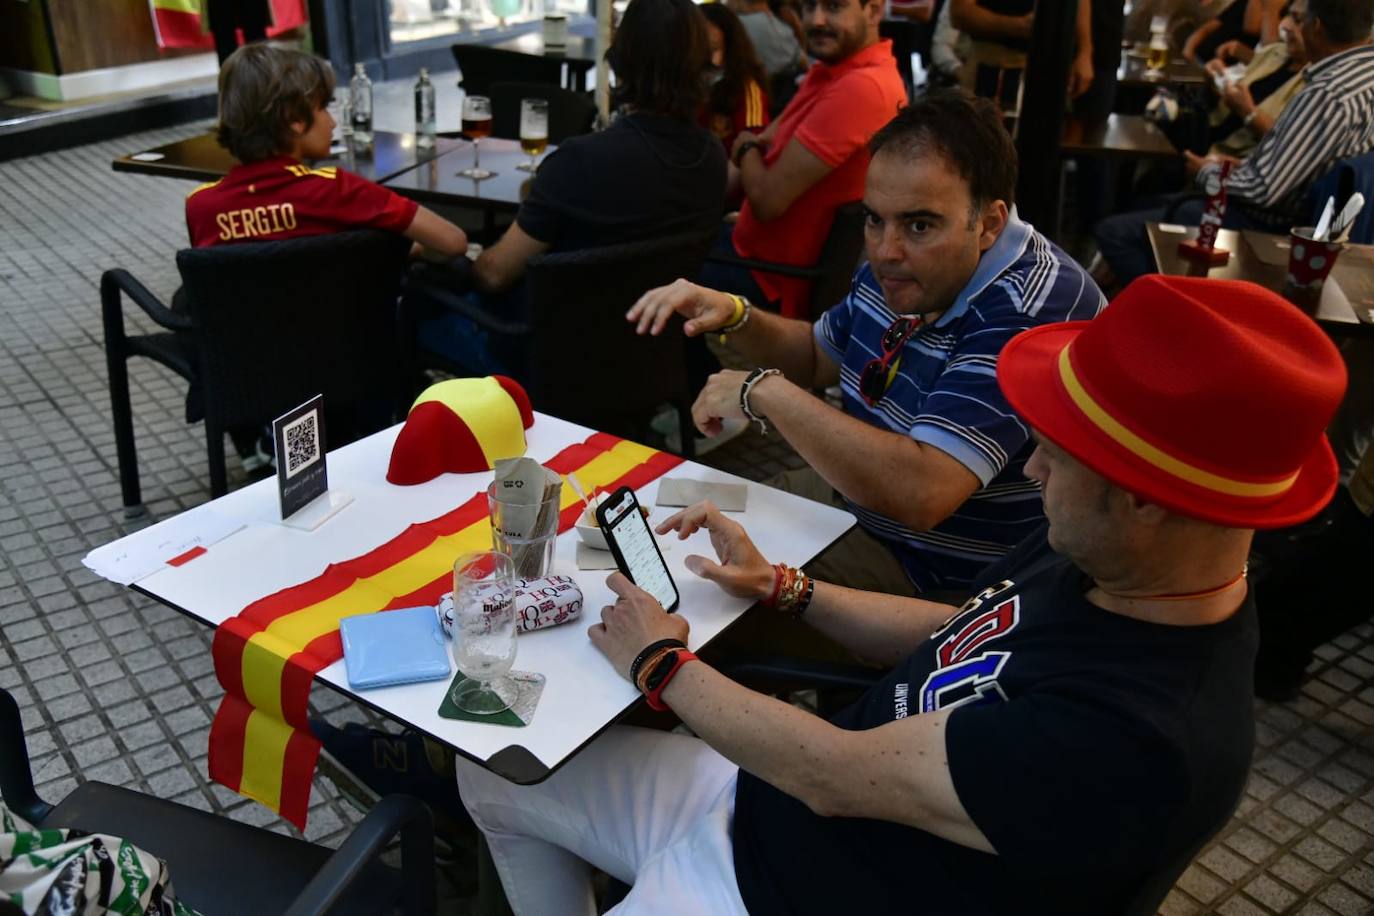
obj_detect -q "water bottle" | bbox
[350,63,373,145]
[414,67,437,148]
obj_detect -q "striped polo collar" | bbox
[929,210,1032,329]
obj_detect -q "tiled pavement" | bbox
[2,116,1374,916]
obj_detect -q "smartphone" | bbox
[595,486,680,612]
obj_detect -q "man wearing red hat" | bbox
[455,275,1347,915]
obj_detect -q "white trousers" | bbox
[454,726,751,916]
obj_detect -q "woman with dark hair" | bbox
[415,0,729,380]
[700,3,771,153]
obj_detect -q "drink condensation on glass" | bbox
[459,95,496,180]
[451,551,518,715]
[517,98,549,172]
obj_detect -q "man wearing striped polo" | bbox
[630,90,1105,597]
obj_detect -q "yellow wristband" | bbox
[718,294,750,345]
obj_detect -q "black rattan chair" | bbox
[451,44,568,96]
[102,230,412,515]
[410,231,713,456]
[0,686,436,916]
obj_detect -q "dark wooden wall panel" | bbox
[45,0,200,73]
[0,0,58,74]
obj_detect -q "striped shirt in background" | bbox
[815,216,1106,592]
[1199,44,1374,229]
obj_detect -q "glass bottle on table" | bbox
[459,94,496,180]
[350,63,374,145]
[516,98,549,172]
[415,67,438,149]
[451,551,518,715]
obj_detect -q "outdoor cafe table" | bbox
[1116,49,1208,114]
[1147,222,1374,334]
[381,137,543,215]
[484,31,597,92]
[82,413,855,784]
[112,130,461,184]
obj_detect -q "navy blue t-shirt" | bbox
[731,528,1257,915]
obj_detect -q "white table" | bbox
[85,414,855,783]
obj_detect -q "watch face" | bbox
[645,650,679,691]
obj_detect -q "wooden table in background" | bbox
[1061,114,1178,161]
[1147,222,1374,333]
[113,131,461,184]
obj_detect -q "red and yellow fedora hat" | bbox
[998,275,1347,529]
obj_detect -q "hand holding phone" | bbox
[596,486,680,612]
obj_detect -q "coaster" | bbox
[437,670,546,727]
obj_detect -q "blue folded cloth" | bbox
[340,606,451,690]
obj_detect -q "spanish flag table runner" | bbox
[208,433,682,828]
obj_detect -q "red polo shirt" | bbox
[185,156,418,248]
[732,40,906,317]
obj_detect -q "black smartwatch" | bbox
[734,140,763,167]
[643,648,684,694]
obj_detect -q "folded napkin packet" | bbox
[437,575,584,638]
[339,605,451,690]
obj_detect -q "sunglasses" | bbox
[859,316,921,406]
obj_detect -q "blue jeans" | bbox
[415,285,530,384]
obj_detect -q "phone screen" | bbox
[602,490,678,610]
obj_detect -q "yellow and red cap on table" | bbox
[387,376,535,485]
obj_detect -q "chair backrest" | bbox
[489,81,596,143]
[452,44,566,97]
[1305,149,1374,245]
[522,232,714,432]
[808,200,868,319]
[174,230,412,437]
[879,18,918,98]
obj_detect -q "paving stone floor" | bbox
[2,118,1374,915]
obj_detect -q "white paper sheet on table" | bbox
[82,509,245,585]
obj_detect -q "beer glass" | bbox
[459,95,495,180]
[451,551,518,714]
[517,98,549,172]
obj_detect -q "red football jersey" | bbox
[185,156,419,248]
[701,79,770,155]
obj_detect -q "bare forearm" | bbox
[661,661,859,815]
[750,380,954,529]
[728,309,829,386]
[803,581,958,665]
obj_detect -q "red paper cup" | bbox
[1287,226,1345,289]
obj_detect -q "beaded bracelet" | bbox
[719,294,751,335]
[740,367,782,435]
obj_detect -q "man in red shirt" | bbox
[185,43,466,256]
[706,0,907,318]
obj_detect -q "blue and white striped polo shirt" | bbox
[815,215,1105,591]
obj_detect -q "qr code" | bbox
[282,410,321,477]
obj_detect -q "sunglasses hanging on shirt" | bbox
[859,315,922,407]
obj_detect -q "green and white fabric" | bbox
[1,803,200,915]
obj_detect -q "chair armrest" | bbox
[0,688,52,824]
[100,269,191,331]
[703,250,824,281]
[1163,193,1206,223]
[283,794,436,916]
[718,656,883,691]
[408,282,532,337]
